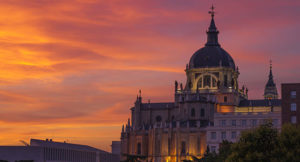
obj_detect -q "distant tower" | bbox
[264,60,278,99]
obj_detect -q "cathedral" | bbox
[120,6,281,162]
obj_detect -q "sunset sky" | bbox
[0,0,299,151]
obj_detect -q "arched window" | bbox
[204,75,211,87]
[224,75,228,87]
[198,77,203,88]
[191,108,195,117]
[137,143,141,155]
[212,77,217,87]
[198,74,218,89]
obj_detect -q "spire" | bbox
[269,60,273,80]
[264,60,278,99]
[206,5,220,46]
[267,60,275,87]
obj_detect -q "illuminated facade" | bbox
[121,7,281,162]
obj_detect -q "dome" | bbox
[188,11,235,70]
[189,46,235,69]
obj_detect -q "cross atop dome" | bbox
[206,5,219,46]
[208,5,215,18]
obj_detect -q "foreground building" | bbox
[120,7,281,162]
[0,139,119,162]
[282,83,300,125]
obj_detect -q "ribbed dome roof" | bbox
[188,12,235,70]
[189,46,235,69]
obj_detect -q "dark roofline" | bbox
[238,99,281,107]
[30,139,108,153]
[282,83,300,85]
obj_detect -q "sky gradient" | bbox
[0,0,299,151]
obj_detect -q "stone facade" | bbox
[120,7,282,162]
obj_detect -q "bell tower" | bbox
[264,60,278,99]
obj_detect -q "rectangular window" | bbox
[224,96,227,102]
[211,132,216,140]
[242,120,247,126]
[232,120,236,126]
[224,75,228,87]
[291,103,297,111]
[211,146,216,153]
[221,132,226,140]
[204,75,211,87]
[181,141,186,155]
[252,119,257,126]
[137,143,141,155]
[231,131,237,139]
[291,91,296,99]
[291,116,297,124]
[200,108,205,117]
[220,120,226,126]
[272,119,278,126]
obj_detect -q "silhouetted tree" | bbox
[216,140,233,161]
[121,154,147,162]
[199,146,216,162]
[275,124,300,162]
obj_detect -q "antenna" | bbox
[19,140,29,146]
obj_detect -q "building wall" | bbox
[282,83,300,125]
[123,128,206,162]
[206,111,281,152]
[0,146,44,162]
[0,139,119,162]
[111,141,121,155]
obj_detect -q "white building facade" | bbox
[206,110,281,152]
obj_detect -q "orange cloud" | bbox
[0,0,299,151]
